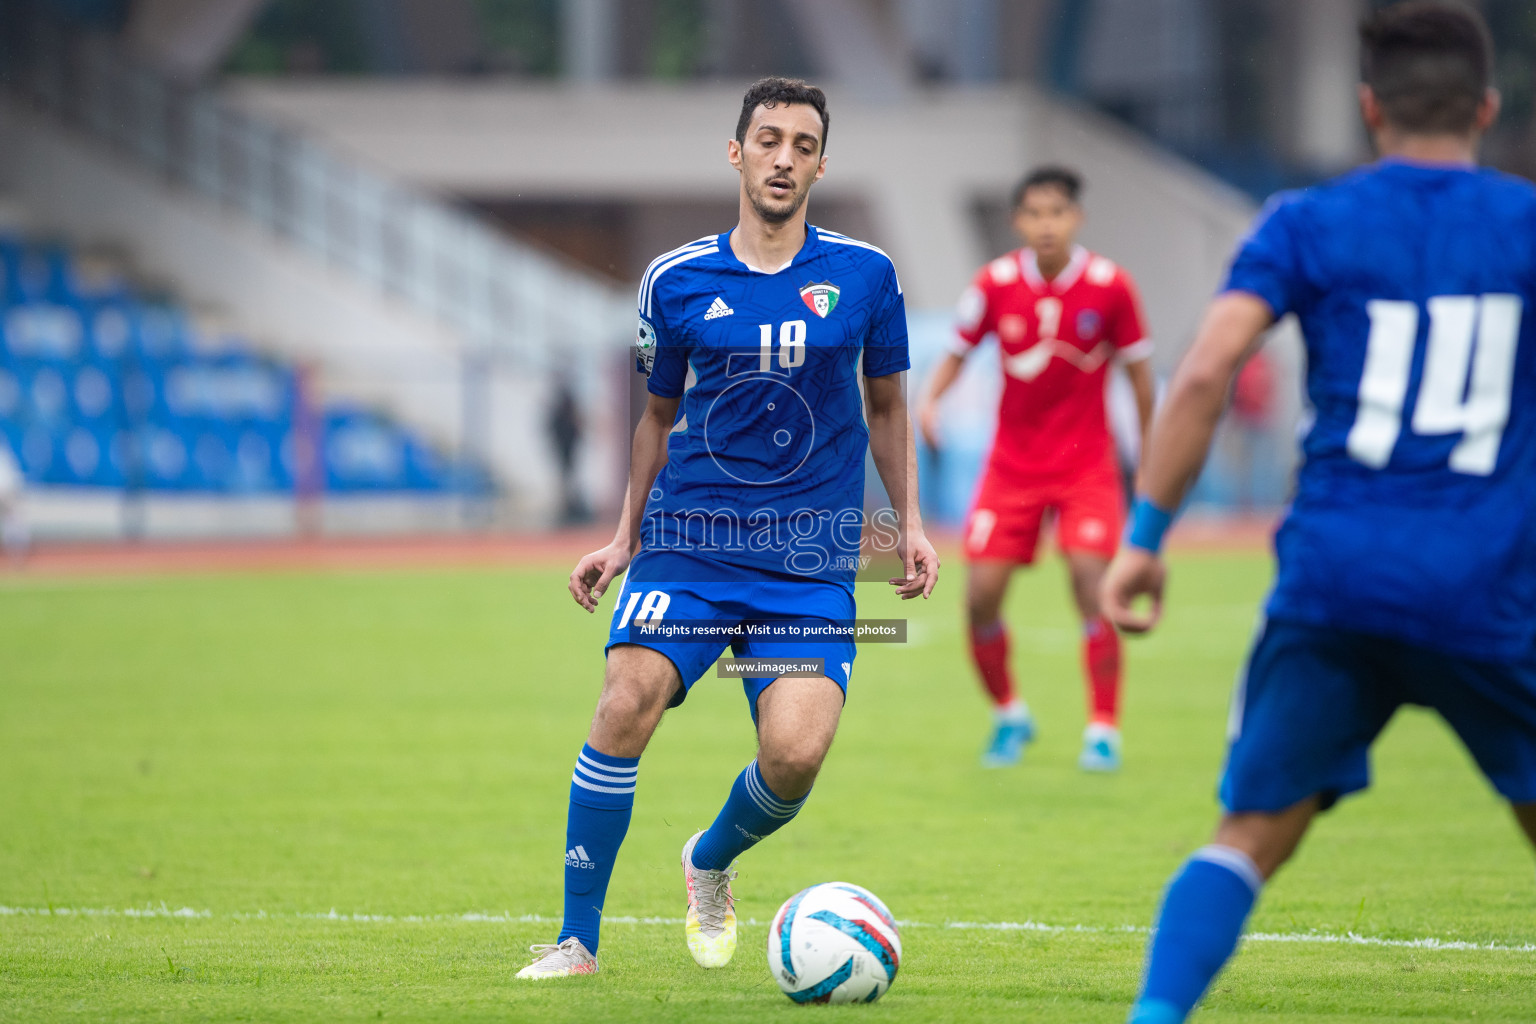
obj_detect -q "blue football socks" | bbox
[558,744,639,955]
[690,759,807,871]
[1128,845,1263,1024]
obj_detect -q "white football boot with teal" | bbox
[981,704,1036,767]
[681,830,737,968]
[1078,722,1122,772]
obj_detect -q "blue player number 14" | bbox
[1348,295,1522,476]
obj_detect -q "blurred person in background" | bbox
[1105,5,1536,1021]
[545,374,589,525]
[1218,349,1276,511]
[919,167,1155,772]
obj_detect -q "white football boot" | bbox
[514,937,598,979]
[681,829,738,968]
[981,705,1036,768]
[1079,722,1123,772]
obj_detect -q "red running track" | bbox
[0,516,1276,579]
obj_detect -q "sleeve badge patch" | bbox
[635,315,657,376]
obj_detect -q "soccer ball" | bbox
[767,882,901,1004]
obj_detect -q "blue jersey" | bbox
[1227,159,1536,661]
[633,225,909,586]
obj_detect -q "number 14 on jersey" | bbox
[1349,294,1522,476]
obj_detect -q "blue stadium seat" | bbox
[3,304,85,361]
[70,362,119,423]
[86,301,136,360]
[323,407,408,491]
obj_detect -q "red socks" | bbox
[1083,617,1121,727]
[968,621,1016,708]
[972,617,1120,725]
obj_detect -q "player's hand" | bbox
[889,530,940,600]
[917,401,941,451]
[569,541,631,613]
[1101,546,1166,634]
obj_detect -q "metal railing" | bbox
[0,10,631,371]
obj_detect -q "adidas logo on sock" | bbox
[703,296,734,320]
[566,845,596,870]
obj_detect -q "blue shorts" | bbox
[1221,618,1536,813]
[606,549,857,721]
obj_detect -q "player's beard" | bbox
[745,174,810,225]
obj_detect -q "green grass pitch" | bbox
[2,551,1534,1022]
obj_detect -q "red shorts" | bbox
[964,458,1126,564]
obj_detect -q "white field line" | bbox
[2,904,1534,953]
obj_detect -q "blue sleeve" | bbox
[1223,193,1304,320]
[638,292,689,399]
[861,260,910,378]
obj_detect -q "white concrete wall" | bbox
[226,80,1260,360]
[0,96,623,526]
[16,487,474,540]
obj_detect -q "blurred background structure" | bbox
[2,0,1532,540]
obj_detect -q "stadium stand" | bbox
[0,230,479,497]
[0,3,632,534]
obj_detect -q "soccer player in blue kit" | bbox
[1102,5,1536,1021]
[516,77,939,980]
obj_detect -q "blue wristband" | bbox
[1126,497,1176,554]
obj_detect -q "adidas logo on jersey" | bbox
[566,845,596,870]
[704,296,734,320]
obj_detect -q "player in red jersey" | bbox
[919,166,1155,771]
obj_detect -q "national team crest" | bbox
[1076,309,1102,339]
[799,280,840,318]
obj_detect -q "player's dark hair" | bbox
[1359,2,1493,135]
[1012,166,1083,209]
[735,76,830,154]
